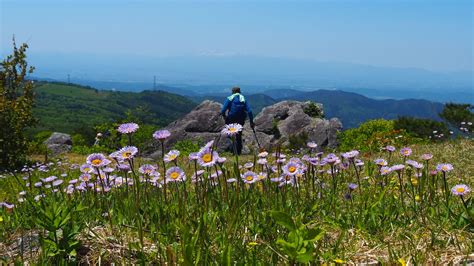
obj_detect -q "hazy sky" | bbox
[1,0,472,72]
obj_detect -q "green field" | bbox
[1,132,473,264]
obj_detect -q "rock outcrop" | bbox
[44,132,72,155]
[147,100,342,158]
[244,101,342,151]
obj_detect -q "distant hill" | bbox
[33,82,197,134]
[32,82,445,134]
[261,89,444,128]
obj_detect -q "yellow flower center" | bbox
[229,127,237,132]
[288,166,296,173]
[404,150,409,155]
[456,187,465,193]
[91,159,102,166]
[202,153,212,163]
[246,175,254,181]
[169,154,177,160]
[442,165,448,171]
[84,167,91,172]
[170,172,179,179]
[122,152,132,158]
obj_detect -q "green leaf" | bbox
[269,211,296,230]
[296,252,314,263]
[306,228,325,242]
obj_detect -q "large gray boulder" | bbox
[147,101,226,159]
[146,100,342,158]
[242,101,342,152]
[44,132,72,155]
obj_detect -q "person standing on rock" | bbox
[221,87,254,155]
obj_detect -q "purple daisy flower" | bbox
[210,170,223,179]
[166,166,186,182]
[164,150,180,163]
[390,164,405,172]
[2,202,15,209]
[257,172,267,180]
[279,175,296,187]
[323,153,340,165]
[400,147,412,157]
[282,161,300,176]
[116,164,130,171]
[52,179,64,187]
[217,156,227,164]
[34,182,43,188]
[117,122,139,134]
[385,145,396,152]
[109,150,124,162]
[139,164,157,176]
[189,152,199,161]
[436,163,453,172]
[451,184,470,196]
[374,159,388,166]
[221,123,243,136]
[421,154,433,161]
[117,146,138,160]
[103,167,115,173]
[41,175,57,183]
[203,140,214,150]
[307,141,318,149]
[348,183,358,191]
[242,171,258,184]
[80,173,92,182]
[86,153,109,168]
[257,158,267,165]
[197,148,218,167]
[342,150,359,160]
[153,129,171,141]
[309,157,319,166]
[406,160,423,169]
[380,166,392,175]
[244,162,254,169]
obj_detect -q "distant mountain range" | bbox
[29,54,473,103]
[32,81,446,134]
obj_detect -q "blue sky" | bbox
[1,0,472,72]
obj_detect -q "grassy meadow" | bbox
[0,125,473,264]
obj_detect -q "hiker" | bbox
[221,87,254,155]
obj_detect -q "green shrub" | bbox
[28,131,52,155]
[440,103,474,127]
[71,134,87,147]
[303,102,324,118]
[173,139,201,156]
[394,116,449,140]
[0,41,37,170]
[338,119,418,152]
